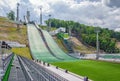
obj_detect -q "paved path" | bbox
[36,62,86,81]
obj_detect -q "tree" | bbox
[45,18,120,53]
[7,10,15,20]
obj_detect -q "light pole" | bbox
[17,3,20,30]
[48,14,51,32]
[69,25,73,38]
[69,26,71,37]
[95,27,100,60]
[26,10,30,22]
[40,7,42,25]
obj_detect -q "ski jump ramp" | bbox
[27,24,77,62]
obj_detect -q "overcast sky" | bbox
[0,0,120,29]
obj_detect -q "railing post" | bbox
[47,63,50,67]
[65,69,68,73]
[84,76,88,81]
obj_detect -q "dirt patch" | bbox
[70,37,96,54]
[116,42,120,48]
[70,37,83,46]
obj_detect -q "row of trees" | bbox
[45,18,120,53]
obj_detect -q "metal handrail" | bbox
[21,56,49,81]
[23,57,68,81]
[36,62,68,81]
[18,56,34,81]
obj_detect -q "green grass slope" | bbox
[27,24,61,62]
[12,47,32,59]
[42,30,76,60]
[52,60,120,81]
[0,17,28,44]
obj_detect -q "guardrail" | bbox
[21,56,68,81]
[21,56,49,81]
[31,60,68,81]
[18,56,34,81]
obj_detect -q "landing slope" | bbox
[27,24,60,62]
[27,24,77,62]
[42,30,76,60]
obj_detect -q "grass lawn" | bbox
[52,60,120,81]
[12,47,32,59]
[63,33,69,39]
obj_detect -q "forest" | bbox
[45,19,120,53]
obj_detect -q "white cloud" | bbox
[3,0,20,9]
[102,0,120,8]
[47,0,120,29]
[0,0,120,29]
[0,0,5,6]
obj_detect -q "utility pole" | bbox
[95,28,100,60]
[48,14,51,32]
[69,25,73,38]
[69,26,71,37]
[26,10,30,22]
[17,3,20,30]
[40,7,42,25]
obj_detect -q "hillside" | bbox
[0,17,16,28]
[0,17,28,44]
[0,17,32,59]
[40,25,95,54]
[45,19,120,53]
[0,26,28,44]
[70,37,96,54]
[53,37,68,53]
[53,36,95,54]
